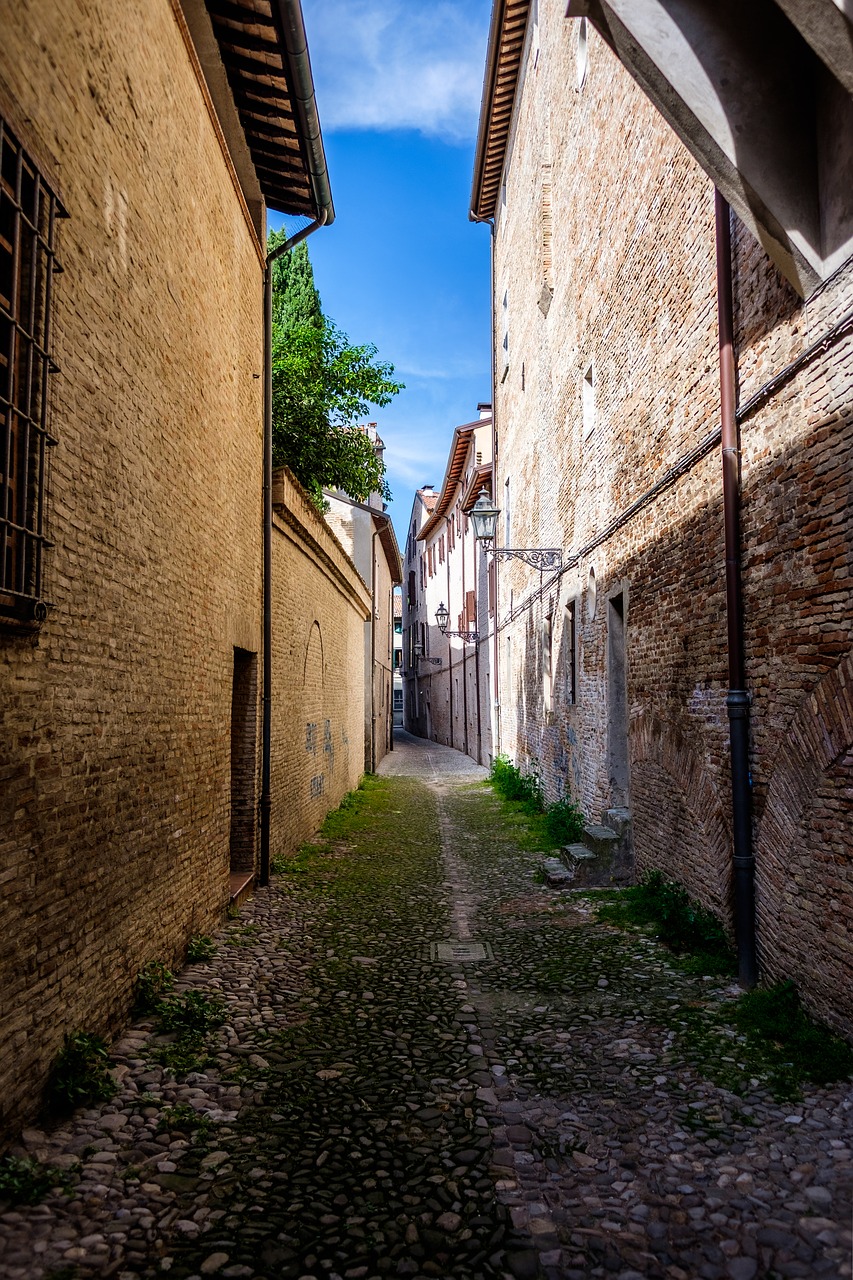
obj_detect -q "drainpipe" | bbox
[715,190,757,988]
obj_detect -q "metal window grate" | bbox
[0,116,64,622]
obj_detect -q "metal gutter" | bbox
[275,0,335,226]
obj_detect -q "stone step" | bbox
[603,807,632,838]
[229,871,255,909]
[583,823,619,858]
[542,857,574,887]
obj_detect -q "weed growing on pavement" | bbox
[134,958,175,1013]
[489,754,543,811]
[158,990,226,1037]
[158,1102,214,1141]
[320,775,385,840]
[594,871,735,975]
[186,935,216,962]
[46,1032,116,1114]
[487,757,585,849]
[149,990,227,1075]
[734,980,853,1091]
[543,795,585,845]
[0,1155,77,1206]
[228,924,261,948]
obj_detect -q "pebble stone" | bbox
[0,730,851,1280]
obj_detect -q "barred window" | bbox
[1,118,64,623]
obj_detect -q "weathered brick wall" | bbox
[732,227,853,1032]
[0,0,267,1136]
[494,6,725,855]
[270,470,369,856]
[492,1,853,1029]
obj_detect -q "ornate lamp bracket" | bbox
[488,548,563,572]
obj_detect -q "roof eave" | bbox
[470,0,531,222]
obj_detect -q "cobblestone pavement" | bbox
[1,732,851,1280]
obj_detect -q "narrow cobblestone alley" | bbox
[1,733,851,1280]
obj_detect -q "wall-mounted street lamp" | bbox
[413,641,442,666]
[469,490,562,572]
[435,602,479,644]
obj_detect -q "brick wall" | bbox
[490,2,853,1030]
[270,470,370,856]
[0,0,267,1135]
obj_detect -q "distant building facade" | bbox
[324,426,402,773]
[403,408,494,765]
[471,0,853,1031]
[392,591,404,727]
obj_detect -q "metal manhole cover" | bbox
[427,941,494,962]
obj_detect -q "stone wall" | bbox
[491,3,853,1030]
[270,471,370,858]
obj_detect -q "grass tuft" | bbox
[186,935,216,963]
[734,980,853,1090]
[488,756,585,849]
[0,1155,77,1206]
[46,1032,116,1114]
[595,870,735,975]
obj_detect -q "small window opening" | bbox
[582,363,596,438]
[564,601,577,704]
[576,17,589,90]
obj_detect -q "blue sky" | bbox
[269,0,493,547]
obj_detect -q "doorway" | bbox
[607,591,629,807]
[230,647,258,874]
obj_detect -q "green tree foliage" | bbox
[269,234,322,332]
[269,234,403,504]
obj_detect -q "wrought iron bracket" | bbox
[419,656,443,666]
[487,547,563,572]
[443,629,480,643]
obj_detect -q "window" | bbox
[1,118,64,623]
[576,17,589,90]
[501,290,509,363]
[564,600,577,704]
[504,476,511,545]
[543,613,553,714]
[582,363,596,438]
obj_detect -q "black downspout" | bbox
[260,212,327,888]
[715,190,757,988]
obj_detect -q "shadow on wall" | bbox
[508,404,853,1029]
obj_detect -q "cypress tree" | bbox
[268,234,322,332]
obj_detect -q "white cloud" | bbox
[306,1,491,143]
